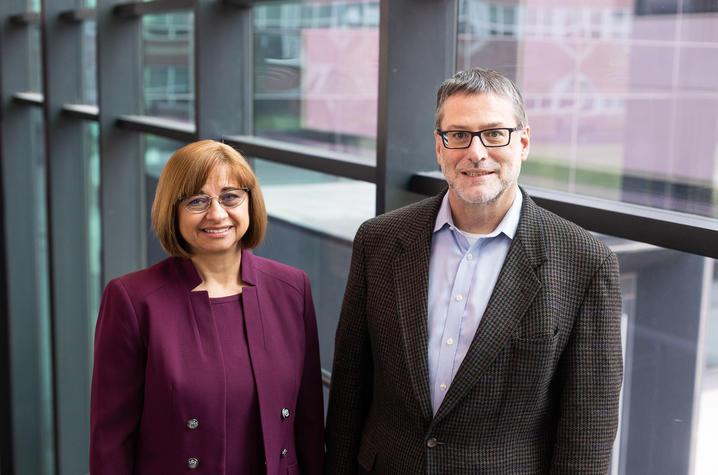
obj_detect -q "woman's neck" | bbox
[190,249,245,297]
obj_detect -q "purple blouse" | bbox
[210,293,265,474]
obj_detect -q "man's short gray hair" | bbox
[435,68,527,130]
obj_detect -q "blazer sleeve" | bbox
[294,271,326,475]
[325,223,373,475]
[550,252,623,474]
[90,278,146,475]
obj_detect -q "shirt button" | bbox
[427,438,439,448]
[446,338,454,346]
[466,253,473,260]
[281,408,290,420]
[187,457,199,469]
[439,383,447,391]
[186,418,199,430]
[455,294,464,301]
[280,448,288,458]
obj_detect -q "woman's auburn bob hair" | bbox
[151,139,267,258]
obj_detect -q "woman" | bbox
[90,140,324,474]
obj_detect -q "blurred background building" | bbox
[1,0,717,474]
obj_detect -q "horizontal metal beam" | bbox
[223,135,377,183]
[61,104,99,121]
[116,114,196,142]
[220,0,253,7]
[410,172,718,259]
[113,0,196,18]
[12,92,44,106]
[8,12,40,26]
[58,8,97,23]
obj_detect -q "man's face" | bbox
[435,92,530,207]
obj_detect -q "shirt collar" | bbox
[433,188,523,240]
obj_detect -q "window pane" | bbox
[81,21,97,104]
[255,159,374,241]
[29,24,42,93]
[7,108,55,474]
[253,0,379,160]
[143,135,186,264]
[252,159,374,393]
[457,1,718,219]
[142,12,194,122]
[85,122,102,339]
[597,234,716,474]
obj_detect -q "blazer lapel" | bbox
[237,250,281,474]
[432,191,546,424]
[394,193,446,424]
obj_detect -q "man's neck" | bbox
[448,186,517,235]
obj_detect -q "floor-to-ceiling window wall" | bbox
[0,1,716,474]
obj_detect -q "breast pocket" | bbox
[509,331,560,422]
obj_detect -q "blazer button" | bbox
[187,457,199,469]
[280,448,288,458]
[186,418,199,430]
[281,408,290,420]
[426,438,438,448]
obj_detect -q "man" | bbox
[325,68,623,474]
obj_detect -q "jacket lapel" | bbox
[432,191,546,424]
[238,250,282,475]
[394,193,445,424]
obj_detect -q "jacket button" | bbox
[280,448,288,458]
[281,408,290,420]
[186,418,199,430]
[187,457,199,469]
[426,438,438,448]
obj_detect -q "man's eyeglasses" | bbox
[180,188,249,213]
[436,127,523,149]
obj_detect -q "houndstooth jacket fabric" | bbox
[325,188,623,475]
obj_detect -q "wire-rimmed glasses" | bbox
[180,187,250,213]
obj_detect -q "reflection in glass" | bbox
[142,12,194,122]
[457,0,718,218]
[253,1,379,160]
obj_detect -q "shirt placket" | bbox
[432,232,482,411]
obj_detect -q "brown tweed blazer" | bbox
[325,189,623,475]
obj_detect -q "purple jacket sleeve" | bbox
[294,272,326,474]
[90,278,146,475]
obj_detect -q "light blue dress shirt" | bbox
[427,191,523,413]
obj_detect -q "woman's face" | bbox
[177,164,250,259]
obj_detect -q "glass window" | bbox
[595,234,716,475]
[252,159,374,381]
[457,0,718,219]
[85,122,102,339]
[81,21,97,104]
[143,135,186,265]
[7,108,55,474]
[142,12,194,122]
[29,24,42,93]
[255,160,374,242]
[253,0,379,161]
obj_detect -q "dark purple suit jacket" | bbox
[90,250,324,475]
